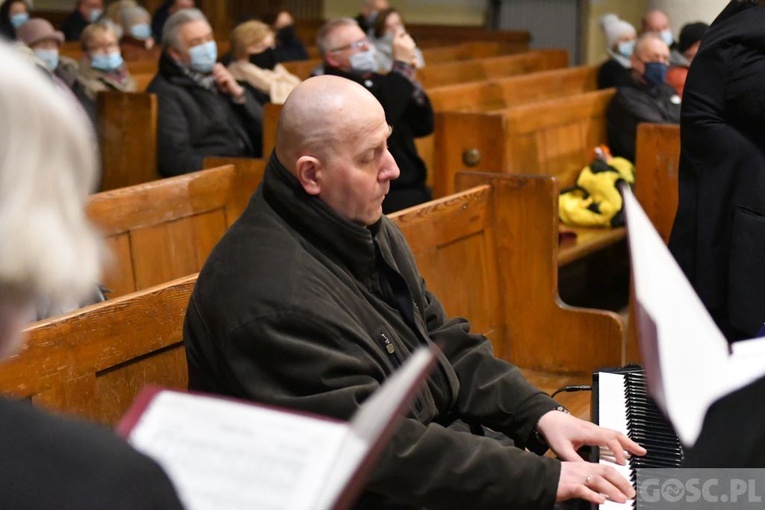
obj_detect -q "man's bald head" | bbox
[274,75,400,226]
[276,75,383,172]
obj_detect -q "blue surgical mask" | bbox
[130,23,151,40]
[10,12,29,29]
[188,40,217,73]
[617,40,635,59]
[34,48,59,70]
[91,51,124,72]
[659,28,673,47]
[89,8,103,22]
[349,49,378,74]
[643,61,668,87]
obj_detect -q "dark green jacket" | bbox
[184,152,561,509]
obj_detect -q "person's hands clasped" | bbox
[536,409,647,505]
[212,63,246,103]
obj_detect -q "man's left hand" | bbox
[536,409,647,463]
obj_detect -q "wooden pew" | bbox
[433,89,620,269]
[433,88,616,199]
[417,49,569,88]
[133,72,154,92]
[0,274,195,426]
[97,91,158,191]
[88,161,266,299]
[2,172,615,425]
[626,123,681,363]
[634,123,680,244]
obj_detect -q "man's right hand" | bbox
[391,31,417,66]
[557,460,636,505]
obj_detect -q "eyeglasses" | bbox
[88,41,119,53]
[329,38,369,53]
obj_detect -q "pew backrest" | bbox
[0,274,196,426]
[87,164,242,298]
[417,49,569,88]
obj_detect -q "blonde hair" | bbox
[231,20,273,59]
[0,42,102,309]
[80,20,118,51]
[106,0,137,25]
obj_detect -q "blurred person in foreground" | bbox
[0,40,183,510]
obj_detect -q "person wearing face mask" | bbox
[14,17,96,126]
[665,22,709,98]
[262,8,308,62]
[62,0,104,41]
[77,20,135,106]
[597,13,636,90]
[605,33,680,163]
[370,8,424,73]
[354,0,388,35]
[119,5,160,62]
[147,8,263,177]
[104,0,136,39]
[0,0,30,40]
[317,17,434,213]
[227,20,300,105]
[639,8,686,66]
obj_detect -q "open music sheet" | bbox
[117,347,437,510]
[623,188,765,447]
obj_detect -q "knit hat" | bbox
[600,14,636,49]
[119,6,151,33]
[678,22,709,54]
[16,18,64,47]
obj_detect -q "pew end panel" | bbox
[87,165,240,298]
[433,111,507,198]
[262,103,283,158]
[456,172,624,374]
[97,91,159,191]
[389,186,507,357]
[0,275,196,425]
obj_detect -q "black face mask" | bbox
[276,24,296,45]
[249,47,277,70]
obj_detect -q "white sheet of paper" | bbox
[129,392,349,510]
[624,189,765,447]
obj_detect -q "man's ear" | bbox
[295,155,322,195]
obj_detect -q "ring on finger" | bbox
[585,474,593,486]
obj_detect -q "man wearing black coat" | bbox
[147,8,262,177]
[606,33,681,163]
[317,17,433,213]
[669,0,765,342]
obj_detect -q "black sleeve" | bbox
[152,85,204,176]
[229,86,264,157]
[377,72,434,138]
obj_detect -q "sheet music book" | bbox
[117,346,438,510]
[623,188,765,447]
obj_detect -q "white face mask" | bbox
[349,49,378,74]
[617,40,635,58]
[659,28,673,47]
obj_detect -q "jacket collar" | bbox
[157,50,215,90]
[261,151,379,280]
